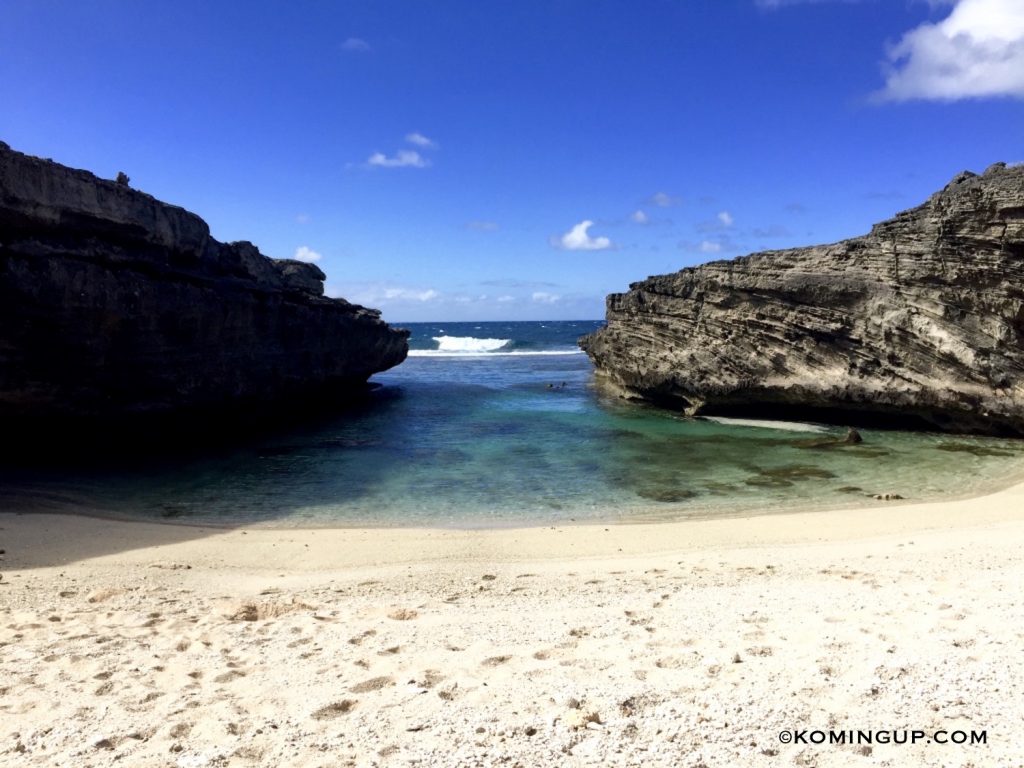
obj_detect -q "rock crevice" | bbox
[580,163,1024,435]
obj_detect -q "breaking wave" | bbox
[408,349,585,358]
[404,325,591,358]
[432,336,510,353]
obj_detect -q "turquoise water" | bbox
[2,320,1024,527]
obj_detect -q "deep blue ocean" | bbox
[3,320,1023,527]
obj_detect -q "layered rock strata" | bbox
[581,163,1024,435]
[0,142,408,434]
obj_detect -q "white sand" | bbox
[698,416,830,433]
[2,481,1023,767]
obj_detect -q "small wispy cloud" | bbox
[750,225,794,238]
[405,132,436,148]
[697,211,736,234]
[649,191,682,208]
[877,0,1024,101]
[327,283,607,319]
[480,278,561,289]
[367,150,430,168]
[293,245,322,263]
[555,220,614,251]
[630,210,649,224]
[334,283,441,305]
[295,213,311,225]
[384,287,438,301]
[680,235,742,255]
[755,0,868,8]
[365,132,438,169]
[467,220,499,232]
[341,37,372,52]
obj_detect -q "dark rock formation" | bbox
[581,163,1024,436]
[0,142,408,440]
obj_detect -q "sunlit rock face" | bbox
[581,163,1024,436]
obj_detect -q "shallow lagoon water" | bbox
[3,320,1023,527]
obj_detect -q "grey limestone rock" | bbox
[0,143,408,429]
[580,163,1024,435]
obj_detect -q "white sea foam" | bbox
[408,349,584,358]
[433,336,511,352]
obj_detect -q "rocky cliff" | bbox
[581,163,1024,436]
[0,142,408,437]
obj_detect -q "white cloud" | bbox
[383,287,438,301]
[878,0,1024,101]
[630,209,649,224]
[366,132,438,169]
[751,224,793,238]
[532,291,561,304]
[556,220,614,251]
[480,278,561,289]
[467,220,499,231]
[497,295,516,303]
[697,211,736,234]
[756,0,863,7]
[405,132,436,148]
[367,150,430,168]
[681,234,741,254]
[650,191,682,208]
[293,246,322,262]
[341,37,371,52]
[757,1,956,11]
[295,213,311,225]
[325,283,441,306]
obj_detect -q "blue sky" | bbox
[2,0,1022,321]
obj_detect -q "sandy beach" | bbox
[2,485,1023,768]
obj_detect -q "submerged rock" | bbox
[634,486,697,503]
[0,143,408,441]
[580,163,1024,436]
[934,442,1017,458]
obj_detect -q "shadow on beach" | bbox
[0,384,410,569]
